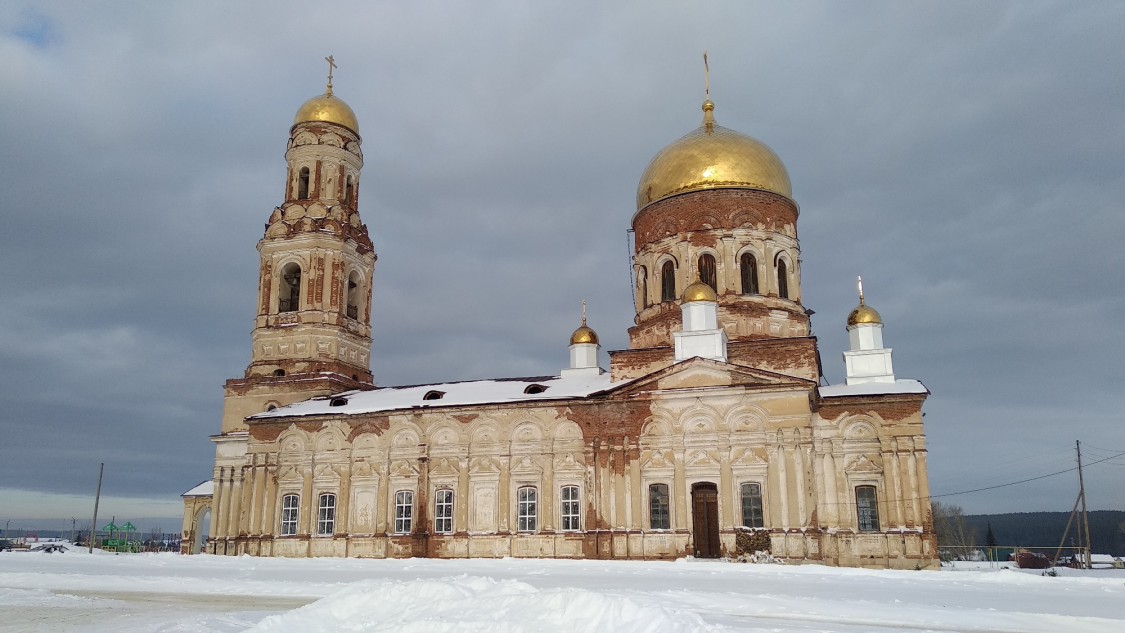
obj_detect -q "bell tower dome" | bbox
[219,58,376,434]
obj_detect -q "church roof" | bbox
[818,379,928,398]
[250,372,617,420]
[181,480,214,497]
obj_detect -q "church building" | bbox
[182,66,936,569]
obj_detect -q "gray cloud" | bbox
[1,1,1122,519]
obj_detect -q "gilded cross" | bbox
[703,51,710,99]
[581,299,587,325]
[857,276,865,303]
[325,55,337,95]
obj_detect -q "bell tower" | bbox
[219,59,376,434]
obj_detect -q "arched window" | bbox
[434,489,454,534]
[740,482,764,528]
[279,263,302,312]
[297,167,310,200]
[660,261,676,302]
[423,390,445,401]
[638,266,648,309]
[279,494,299,536]
[316,493,336,536]
[560,485,580,531]
[516,486,538,532]
[344,175,354,207]
[777,258,789,299]
[649,483,670,530]
[523,384,547,395]
[740,252,759,295]
[698,253,717,291]
[394,490,414,534]
[856,485,879,532]
[346,271,361,320]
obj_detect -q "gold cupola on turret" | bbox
[636,98,791,211]
[847,276,883,327]
[682,279,718,303]
[293,55,359,134]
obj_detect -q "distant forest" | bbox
[964,511,1125,556]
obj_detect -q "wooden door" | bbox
[691,482,721,558]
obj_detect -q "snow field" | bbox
[1,547,1123,632]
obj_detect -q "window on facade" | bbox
[394,490,414,534]
[740,482,764,528]
[649,483,670,530]
[280,494,299,536]
[434,489,454,534]
[346,271,360,320]
[344,174,354,207]
[740,252,759,295]
[517,486,538,532]
[777,258,789,299]
[698,253,717,291]
[279,263,302,312]
[523,384,547,395]
[560,485,580,531]
[660,261,676,302]
[638,266,649,308]
[316,493,336,536]
[856,485,880,532]
[423,390,445,401]
[298,167,310,200]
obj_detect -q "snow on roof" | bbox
[251,372,618,420]
[818,379,928,398]
[181,480,214,497]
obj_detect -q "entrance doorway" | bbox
[691,482,721,558]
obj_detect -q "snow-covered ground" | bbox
[1,546,1123,632]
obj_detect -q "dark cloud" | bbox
[1,1,1122,519]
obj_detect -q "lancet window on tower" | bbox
[298,167,310,200]
[740,252,759,295]
[698,254,717,291]
[776,258,789,299]
[279,263,302,312]
[638,266,649,308]
[660,261,676,302]
[346,271,360,320]
[344,175,354,207]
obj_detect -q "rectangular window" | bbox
[740,482,764,528]
[280,494,299,536]
[434,489,454,534]
[649,483,670,530]
[517,486,538,532]
[317,493,336,536]
[856,485,880,532]
[394,490,414,534]
[560,485,580,531]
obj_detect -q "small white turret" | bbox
[843,276,895,385]
[674,280,728,362]
[561,301,603,379]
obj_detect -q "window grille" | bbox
[740,482,764,528]
[434,489,454,534]
[517,486,538,532]
[560,485,580,531]
[856,485,880,532]
[649,483,670,529]
[280,494,299,536]
[394,490,414,534]
[317,493,336,536]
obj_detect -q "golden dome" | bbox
[682,280,718,303]
[846,302,883,327]
[636,100,791,210]
[294,92,359,133]
[570,324,600,345]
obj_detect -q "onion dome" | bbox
[682,280,718,303]
[846,276,883,327]
[294,91,359,133]
[636,100,791,211]
[570,324,599,346]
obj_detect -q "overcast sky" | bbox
[1,1,1122,526]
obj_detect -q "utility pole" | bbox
[1076,440,1091,569]
[89,463,103,554]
